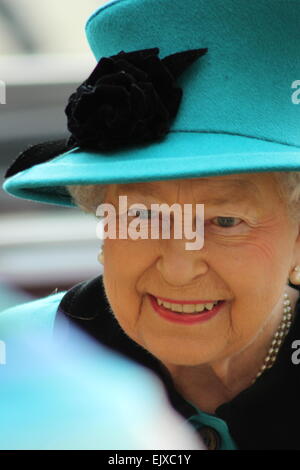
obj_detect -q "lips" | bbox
[148,294,225,325]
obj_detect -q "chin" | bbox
[143,341,219,367]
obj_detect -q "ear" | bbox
[288,220,300,286]
[294,219,300,251]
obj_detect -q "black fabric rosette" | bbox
[65,47,208,151]
[5,47,207,178]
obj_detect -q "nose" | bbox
[155,237,209,287]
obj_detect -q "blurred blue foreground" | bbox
[0,309,204,450]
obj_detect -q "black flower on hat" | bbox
[65,47,208,151]
[4,46,208,180]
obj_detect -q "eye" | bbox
[211,216,242,228]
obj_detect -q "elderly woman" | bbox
[3,0,300,450]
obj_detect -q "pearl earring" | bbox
[98,249,104,264]
[289,265,300,285]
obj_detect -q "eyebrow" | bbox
[116,179,260,204]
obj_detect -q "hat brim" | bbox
[3,132,300,207]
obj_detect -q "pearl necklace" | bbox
[252,292,294,384]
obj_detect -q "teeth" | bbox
[156,298,218,313]
[203,302,215,311]
[182,304,200,313]
[170,303,183,313]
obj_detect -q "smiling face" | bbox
[101,172,300,367]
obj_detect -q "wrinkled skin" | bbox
[101,172,300,413]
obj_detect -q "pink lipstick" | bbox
[148,294,225,325]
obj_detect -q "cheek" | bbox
[247,225,294,285]
[220,232,292,347]
[104,238,156,275]
[102,239,156,336]
[217,222,291,290]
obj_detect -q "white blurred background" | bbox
[0,0,109,307]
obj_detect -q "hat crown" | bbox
[86,0,300,148]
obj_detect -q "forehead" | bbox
[111,173,275,202]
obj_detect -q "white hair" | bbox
[66,184,108,215]
[274,172,300,221]
[66,171,300,222]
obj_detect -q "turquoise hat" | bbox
[3,0,300,208]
